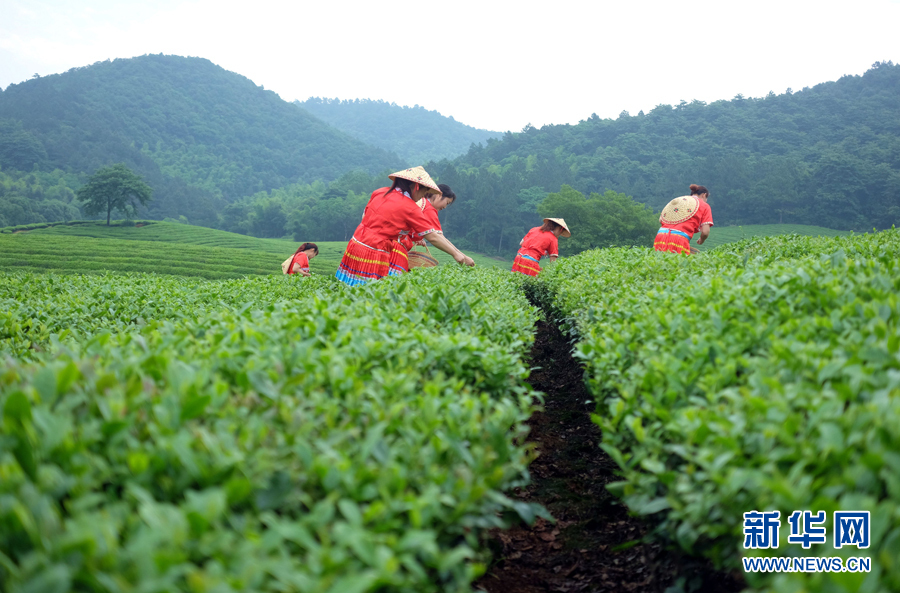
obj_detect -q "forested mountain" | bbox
[4,57,898,252]
[0,54,402,226]
[428,61,900,255]
[297,98,500,164]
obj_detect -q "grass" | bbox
[696,224,850,250]
[0,220,510,278]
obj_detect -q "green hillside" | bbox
[0,55,403,224]
[0,221,509,278]
[697,224,850,250]
[297,98,500,164]
[429,61,900,256]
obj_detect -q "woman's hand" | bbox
[425,232,475,266]
[453,251,475,267]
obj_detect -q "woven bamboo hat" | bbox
[543,218,572,237]
[660,195,699,225]
[388,166,442,195]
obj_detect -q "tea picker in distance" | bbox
[511,218,571,276]
[282,242,318,276]
[654,184,713,254]
[336,167,476,287]
[390,183,472,276]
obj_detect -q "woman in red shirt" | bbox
[389,183,471,276]
[336,167,475,286]
[512,218,571,276]
[285,242,318,276]
[654,184,713,255]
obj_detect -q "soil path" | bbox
[475,319,744,593]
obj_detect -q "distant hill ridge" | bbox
[297,97,500,164]
[0,54,404,224]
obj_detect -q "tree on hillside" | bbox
[538,185,658,256]
[77,164,152,225]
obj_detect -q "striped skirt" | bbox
[511,253,541,276]
[335,238,391,286]
[388,240,410,276]
[653,228,692,254]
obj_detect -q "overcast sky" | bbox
[1,0,898,132]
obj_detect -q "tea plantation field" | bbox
[695,223,849,251]
[0,266,543,592]
[536,230,900,592]
[0,221,510,278]
[2,222,895,592]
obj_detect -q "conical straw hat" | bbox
[388,166,442,195]
[660,195,699,225]
[543,218,571,237]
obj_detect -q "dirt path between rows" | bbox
[475,319,744,593]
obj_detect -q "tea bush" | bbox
[0,266,542,592]
[536,231,900,592]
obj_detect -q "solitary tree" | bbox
[77,164,152,225]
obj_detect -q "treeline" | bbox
[0,164,225,228]
[297,98,500,164]
[0,168,82,227]
[218,170,384,241]
[214,166,657,258]
[428,60,900,247]
[1,158,656,259]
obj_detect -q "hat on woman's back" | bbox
[389,166,442,195]
[543,217,572,237]
[660,195,700,225]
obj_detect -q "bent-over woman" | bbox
[389,183,472,276]
[284,242,318,276]
[511,218,571,276]
[336,167,475,287]
[654,184,713,254]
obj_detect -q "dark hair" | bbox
[296,242,318,255]
[689,184,709,196]
[437,183,456,203]
[388,177,416,195]
[539,220,562,233]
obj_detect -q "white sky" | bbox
[1,0,899,132]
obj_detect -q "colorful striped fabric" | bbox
[654,228,692,254]
[335,238,391,286]
[511,252,542,276]
[388,240,410,277]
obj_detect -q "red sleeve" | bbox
[422,203,442,233]
[402,200,437,237]
[699,202,713,226]
[547,234,559,256]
